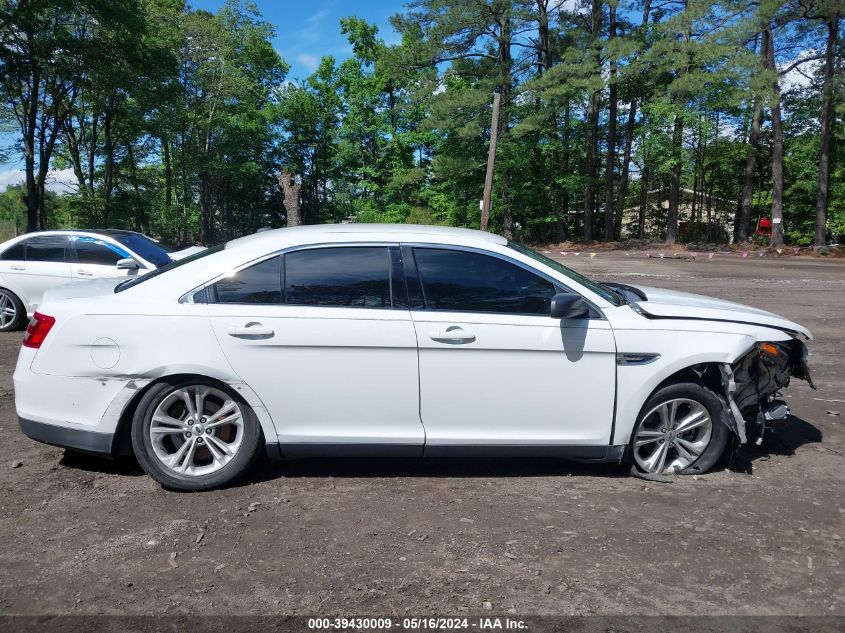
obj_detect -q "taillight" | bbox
[23,312,56,349]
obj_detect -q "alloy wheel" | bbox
[633,398,713,474]
[0,291,17,329]
[149,386,245,477]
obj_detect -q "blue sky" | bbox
[193,0,403,82]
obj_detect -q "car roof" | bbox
[7,229,142,240]
[225,224,508,251]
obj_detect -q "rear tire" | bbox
[0,288,25,332]
[131,380,263,491]
[630,382,729,476]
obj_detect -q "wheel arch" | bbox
[0,283,28,330]
[111,373,275,457]
[612,352,741,446]
[0,282,29,310]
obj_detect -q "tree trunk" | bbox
[616,100,636,239]
[639,162,649,240]
[738,94,763,243]
[814,12,839,247]
[665,0,690,245]
[498,6,513,240]
[24,62,40,232]
[102,107,114,227]
[603,3,618,242]
[278,171,302,227]
[199,172,212,244]
[764,26,784,248]
[62,120,86,191]
[562,98,570,223]
[536,0,552,71]
[582,0,602,242]
[162,134,172,209]
[666,114,684,245]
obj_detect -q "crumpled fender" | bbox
[718,364,748,444]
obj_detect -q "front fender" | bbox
[611,326,792,445]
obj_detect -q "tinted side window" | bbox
[285,247,391,308]
[73,239,126,266]
[25,236,67,263]
[214,255,282,304]
[413,248,556,315]
[0,242,26,260]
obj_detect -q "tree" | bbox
[763,20,785,247]
[0,0,122,230]
[603,1,618,241]
[809,4,841,246]
[737,36,765,244]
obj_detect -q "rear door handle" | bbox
[429,327,476,344]
[10,265,25,271]
[226,323,274,339]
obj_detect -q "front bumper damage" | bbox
[719,339,815,445]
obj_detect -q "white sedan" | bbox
[14,225,813,491]
[0,229,202,331]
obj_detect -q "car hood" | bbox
[42,277,125,302]
[628,285,812,340]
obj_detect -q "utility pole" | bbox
[480,88,501,232]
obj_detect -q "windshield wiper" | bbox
[600,282,628,304]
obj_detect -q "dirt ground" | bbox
[0,253,842,618]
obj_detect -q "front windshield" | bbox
[103,231,173,267]
[115,244,224,293]
[507,241,621,306]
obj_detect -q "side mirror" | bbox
[116,257,139,270]
[550,293,590,319]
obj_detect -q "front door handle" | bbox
[10,265,25,271]
[76,270,94,277]
[429,327,476,344]
[226,323,274,340]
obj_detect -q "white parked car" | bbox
[0,230,202,331]
[14,225,813,491]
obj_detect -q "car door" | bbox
[69,236,135,280]
[0,235,72,312]
[406,245,617,452]
[207,245,425,453]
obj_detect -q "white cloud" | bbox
[295,53,320,72]
[0,168,78,194]
[550,0,588,13]
[780,50,823,91]
[305,8,330,27]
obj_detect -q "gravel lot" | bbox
[0,253,842,617]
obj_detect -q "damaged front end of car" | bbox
[719,339,815,445]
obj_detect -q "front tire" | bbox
[131,380,263,491]
[0,288,25,332]
[630,382,729,476]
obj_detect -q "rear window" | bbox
[115,244,224,293]
[104,231,172,267]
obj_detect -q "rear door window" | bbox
[24,236,68,263]
[213,255,282,304]
[284,247,391,308]
[0,242,26,261]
